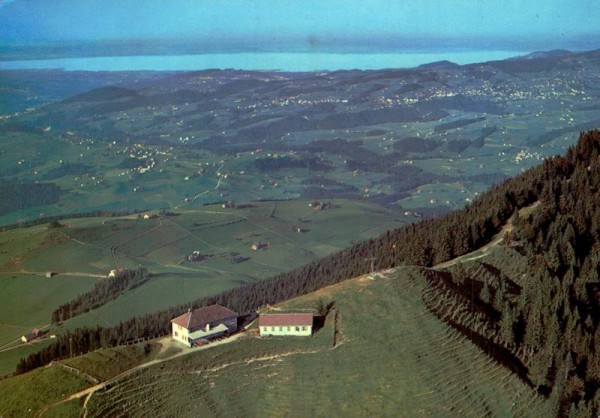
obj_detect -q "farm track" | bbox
[434,201,540,270]
[37,333,246,418]
[109,220,164,267]
[0,270,106,279]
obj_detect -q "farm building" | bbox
[107,268,126,278]
[251,242,269,251]
[20,328,42,343]
[259,313,313,337]
[171,304,238,347]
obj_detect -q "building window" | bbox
[279,326,282,331]
[174,331,179,337]
[287,326,290,331]
[295,326,300,332]
[271,326,275,332]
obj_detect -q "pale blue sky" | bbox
[0,0,599,50]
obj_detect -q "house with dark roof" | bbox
[258,313,313,337]
[171,304,238,347]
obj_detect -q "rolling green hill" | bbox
[3,51,600,226]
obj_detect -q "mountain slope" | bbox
[422,130,600,416]
[8,131,600,417]
[0,268,550,417]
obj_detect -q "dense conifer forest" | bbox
[15,130,600,415]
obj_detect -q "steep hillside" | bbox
[0,268,551,417]
[423,131,600,415]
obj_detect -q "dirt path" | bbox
[434,201,539,270]
[102,219,164,267]
[36,333,245,418]
[0,270,106,279]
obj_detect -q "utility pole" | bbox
[365,257,376,273]
[69,336,73,358]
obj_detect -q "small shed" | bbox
[21,328,42,343]
[108,268,126,278]
[251,242,269,251]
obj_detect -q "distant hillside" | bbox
[418,59,459,69]
[3,48,600,224]
[62,86,140,103]
[511,49,573,60]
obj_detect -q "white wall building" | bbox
[171,304,238,347]
[259,313,313,337]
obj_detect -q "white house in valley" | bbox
[258,313,313,337]
[170,304,238,347]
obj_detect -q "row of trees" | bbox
[0,208,149,233]
[51,267,149,323]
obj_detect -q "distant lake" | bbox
[0,50,526,71]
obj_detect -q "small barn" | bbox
[251,242,269,251]
[171,304,238,347]
[259,313,313,337]
[21,328,42,343]
[108,268,126,278]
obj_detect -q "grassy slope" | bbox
[80,267,549,417]
[0,365,89,417]
[0,343,160,417]
[0,274,96,376]
[0,265,550,417]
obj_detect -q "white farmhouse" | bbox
[170,304,238,347]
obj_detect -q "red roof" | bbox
[258,313,313,327]
[171,304,237,330]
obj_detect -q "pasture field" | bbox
[0,339,55,378]
[78,267,549,417]
[61,343,162,381]
[0,274,96,344]
[0,273,96,374]
[0,199,412,374]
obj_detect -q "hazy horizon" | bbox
[1,1,598,58]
